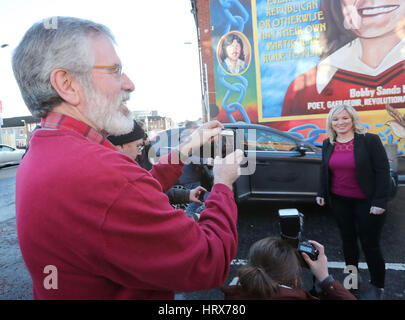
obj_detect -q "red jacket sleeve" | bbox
[148,150,183,192]
[319,280,357,300]
[99,173,238,293]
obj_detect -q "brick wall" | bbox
[195,0,217,118]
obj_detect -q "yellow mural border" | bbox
[251,0,264,122]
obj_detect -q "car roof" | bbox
[222,122,317,146]
[223,122,289,133]
[150,123,321,149]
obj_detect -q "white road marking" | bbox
[231,259,405,271]
[328,261,405,271]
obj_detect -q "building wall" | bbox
[0,127,26,148]
[136,115,175,133]
[0,120,41,148]
[195,0,217,118]
[0,116,2,144]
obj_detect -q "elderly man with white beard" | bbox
[12,17,243,300]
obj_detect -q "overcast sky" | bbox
[0,0,203,123]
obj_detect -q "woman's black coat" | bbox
[317,133,391,209]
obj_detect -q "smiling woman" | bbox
[317,104,391,300]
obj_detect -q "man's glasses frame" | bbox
[93,64,122,78]
[137,142,145,152]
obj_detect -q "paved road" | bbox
[181,191,405,300]
[0,166,33,299]
[1,165,404,300]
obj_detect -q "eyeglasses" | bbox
[137,142,145,152]
[93,64,122,78]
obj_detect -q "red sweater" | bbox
[15,114,238,299]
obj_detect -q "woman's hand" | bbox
[316,197,325,206]
[370,206,385,215]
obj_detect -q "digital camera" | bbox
[298,241,319,261]
[278,209,319,266]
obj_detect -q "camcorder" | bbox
[278,209,319,267]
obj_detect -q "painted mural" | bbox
[210,0,405,154]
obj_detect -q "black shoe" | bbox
[363,283,384,300]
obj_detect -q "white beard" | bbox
[83,85,134,136]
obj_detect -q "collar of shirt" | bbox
[224,57,246,74]
[41,112,116,151]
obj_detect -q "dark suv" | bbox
[149,123,398,203]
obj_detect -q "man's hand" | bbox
[189,186,207,204]
[178,121,223,160]
[213,149,243,190]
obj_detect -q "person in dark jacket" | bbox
[107,120,206,219]
[221,237,356,300]
[136,121,153,170]
[316,104,391,300]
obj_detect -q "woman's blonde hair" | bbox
[326,104,365,144]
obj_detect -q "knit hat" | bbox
[107,121,145,146]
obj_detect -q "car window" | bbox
[244,129,297,152]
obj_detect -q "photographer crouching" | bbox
[221,209,356,300]
[221,237,356,300]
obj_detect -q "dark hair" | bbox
[220,33,245,62]
[237,237,302,298]
[320,0,356,60]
